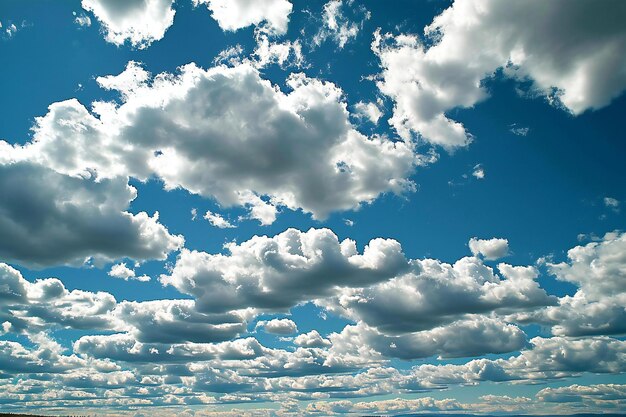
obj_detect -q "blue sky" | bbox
[0,0,625,415]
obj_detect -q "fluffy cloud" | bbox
[326,257,553,334]
[468,237,509,260]
[255,318,298,335]
[193,0,293,35]
[109,263,150,281]
[0,263,116,335]
[537,384,626,403]
[6,62,417,224]
[354,101,382,125]
[373,0,626,148]
[307,397,461,415]
[114,299,252,344]
[294,330,331,348]
[0,162,183,267]
[160,228,408,313]
[333,317,526,360]
[524,231,626,337]
[81,0,175,48]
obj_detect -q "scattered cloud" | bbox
[204,210,236,229]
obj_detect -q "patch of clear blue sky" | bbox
[1,0,625,403]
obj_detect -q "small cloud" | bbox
[469,237,509,260]
[472,164,485,179]
[354,101,383,124]
[191,208,198,221]
[108,262,151,282]
[312,0,370,49]
[204,210,236,228]
[344,218,354,227]
[255,318,298,335]
[73,11,92,27]
[604,197,620,212]
[509,123,530,136]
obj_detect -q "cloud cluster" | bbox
[529,231,626,337]
[4,62,418,225]
[160,228,409,313]
[373,0,626,148]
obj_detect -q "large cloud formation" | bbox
[373,0,626,148]
[4,62,418,225]
[1,229,626,412]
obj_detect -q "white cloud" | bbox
[313,0,370,49]
[333,317,526,360]
[521,231,626,337]
[294,330,331,348]
[354,101,382,124]
[194,0,293,35]
[604,196,620,211]
[510,124,530,136]
[468,237,509,260]
[325,257,551,335]
[6,62,418,224]
[471,163,485,179]
[81,0,175,48]
[373,0,626,148]
[204,210,236,229]
[537,383,626,403]
[108,263,150,282]
[0,162,183,267]
[255,318,298,335]
[160,228,408,314]
[252,33,304,69]
[0,263,117,334]
[73,11,92,27]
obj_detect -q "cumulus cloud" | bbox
[537,383,626,403]
[373,0,626,148]
[81,0,175,48]
[354,101,383,124]
[0,263,117,334]
[333,317,526,360]
[5,62,418,224]
[0,162,183,267]
[294,330,331,348]
[524,231,626,337]
[255,318,298,335]
[469,237,509,260]
[108,263,150,282]
[160,228,409,313]
[193,0,293,35]
[325,257,553,335]
[404,336,626,390]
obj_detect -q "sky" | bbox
[0,0,625,415]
